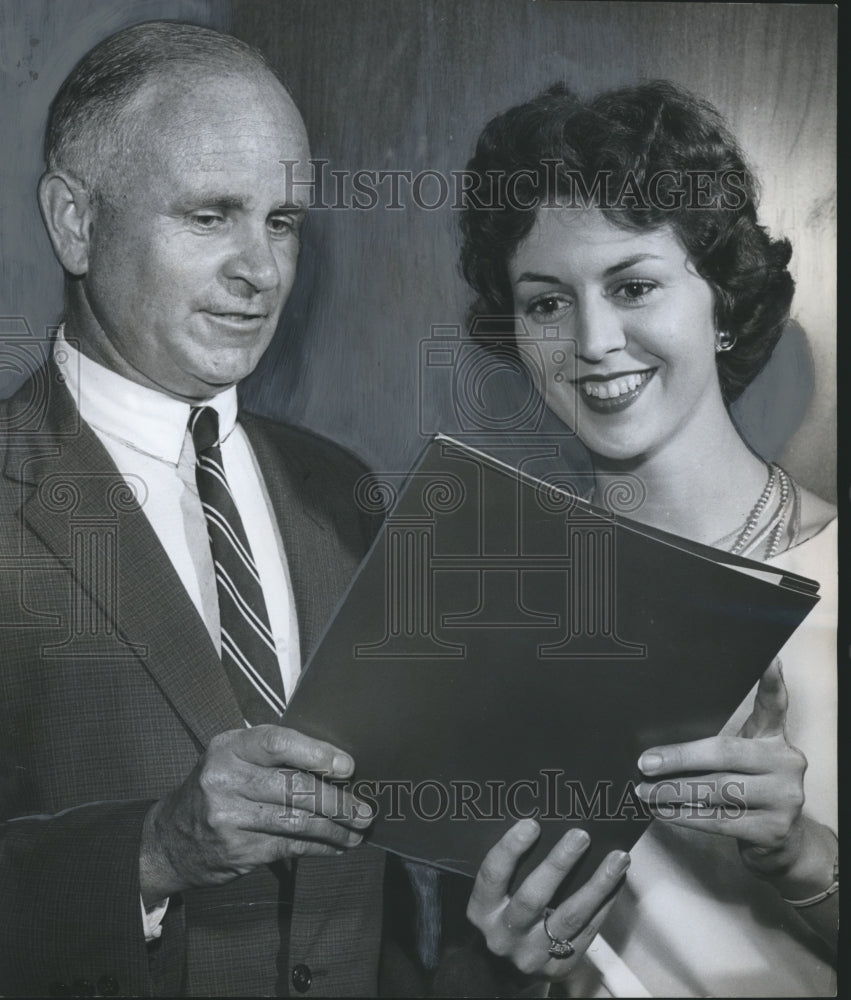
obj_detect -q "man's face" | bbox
[79,70,311,400]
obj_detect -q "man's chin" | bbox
[153,370,244,404]
[186,352,270,398]
[151,342,274,401]
[189,372,247,399]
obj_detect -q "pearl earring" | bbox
[715,330,736,353]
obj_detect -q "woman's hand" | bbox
[636,659,838,950]
[466,819,629,980]
[636,660,807,877]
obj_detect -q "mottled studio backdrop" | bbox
[0,0,837,500]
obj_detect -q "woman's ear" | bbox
[37,171,95,276]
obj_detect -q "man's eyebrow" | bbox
[173,195,306,213]
[173,194,246,211]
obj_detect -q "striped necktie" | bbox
[190,406,286,724]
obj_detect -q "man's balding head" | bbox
[45,20,289,203]
[39,20,312,401]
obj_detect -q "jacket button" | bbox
[97,975,120,996]
[291,963,312,993]
[71,980,95,997]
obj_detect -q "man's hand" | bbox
[139,725,373,905]
[466,820,629,981]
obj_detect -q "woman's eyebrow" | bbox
[514,271,563,284]
[515,253,665,285]
[603,253,664,277]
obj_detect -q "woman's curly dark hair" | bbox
[459,80,794,403]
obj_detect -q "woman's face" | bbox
[508,208,723,463]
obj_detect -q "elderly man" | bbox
[0,20,625,998]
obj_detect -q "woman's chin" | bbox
[575,432,652,466]
[543,392,659,465]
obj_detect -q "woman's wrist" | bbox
[747,816,837,902]
[781,872,838,908]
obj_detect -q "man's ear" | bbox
[38,171,96,276]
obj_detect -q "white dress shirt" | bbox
[54,329,302,939]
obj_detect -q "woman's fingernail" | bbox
[638,752,663,774]
[517,818,540,841]
[606,852,630,877]
[567,827,590,848]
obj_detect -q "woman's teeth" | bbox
[583,371,652,399]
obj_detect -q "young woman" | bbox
[459,81,837,996]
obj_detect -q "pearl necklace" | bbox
[729,465,778,555]
[722,463,800,559]
[592,463,802,560]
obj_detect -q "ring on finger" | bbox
[543,907,575,959]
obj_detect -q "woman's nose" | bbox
[574,297,627,363]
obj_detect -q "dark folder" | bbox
[284,435,819,887]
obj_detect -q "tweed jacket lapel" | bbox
[3,369,243,745]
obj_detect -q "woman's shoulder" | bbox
[764,477,835,572]
[796,484,837,545]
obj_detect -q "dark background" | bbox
[0,0,836,500]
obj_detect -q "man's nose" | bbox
[574,296,627,363]
[223,223,280,293]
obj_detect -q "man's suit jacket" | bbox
[0,362,386,997]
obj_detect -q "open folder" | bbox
[284,435,819,885]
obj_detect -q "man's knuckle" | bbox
[272,839,293,863]
[287,835,311,857]
[208,732,225,751]
[293,772,317,798]
[207,732,233,757]
[261,726,288,757]
[199,765,227,796]
[283,810,311,834]
[207,805,231,831]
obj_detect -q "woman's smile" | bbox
[510,209,723,462]
[574,368,656,411]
